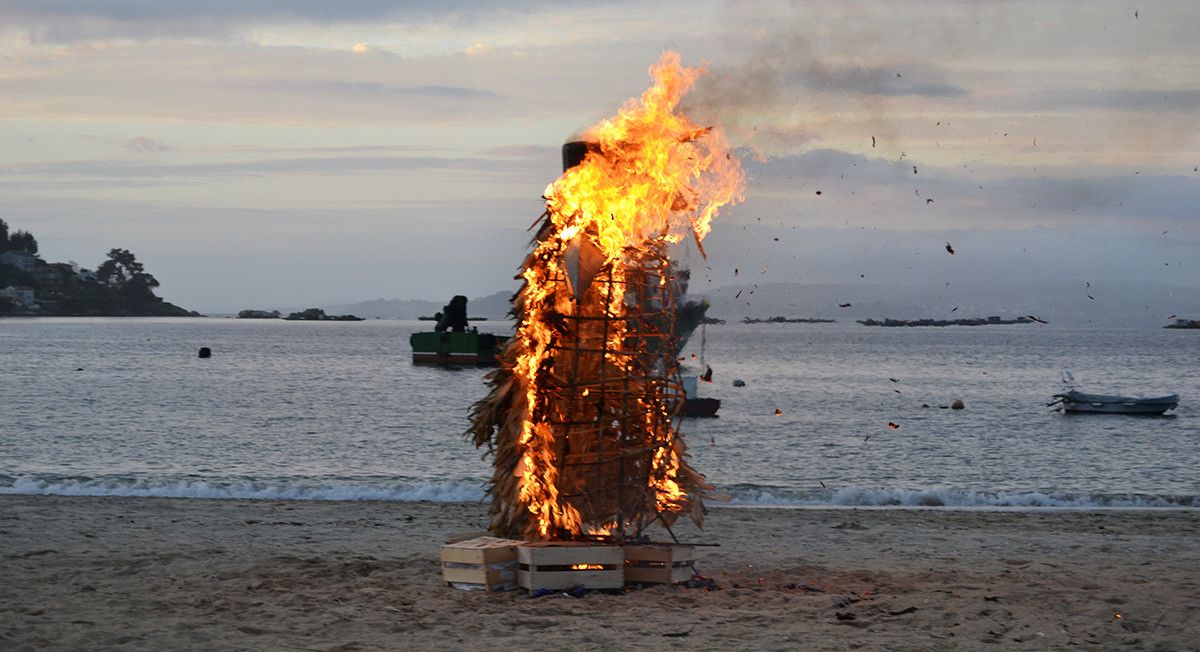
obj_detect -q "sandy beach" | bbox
[2,496,1197,650]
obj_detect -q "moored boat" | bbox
[410,330,507,366]
[410,295,508,366]
[1050,389,1178,415]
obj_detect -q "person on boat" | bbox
[435,295,469,333]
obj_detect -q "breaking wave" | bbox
[2,474,1196,509]
[724,484,1200,509]
[0,474,487,503]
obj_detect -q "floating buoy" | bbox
[198,347,212,358]
[951,399,965,410]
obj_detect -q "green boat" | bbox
[410,295,508,366]
[409,330,508,366]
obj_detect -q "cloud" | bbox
[239,79,501,101]
[124,136,170,153]
[740,148,1200,232]
[479,145,560,159]
[0,152,554,188]
[1027,88,1200,113]
[195,144,433,155]
[0,39,642,125]
[0,0,617,43]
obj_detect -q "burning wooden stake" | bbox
[466,52,744,542]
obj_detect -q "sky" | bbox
[1,0,1197,313]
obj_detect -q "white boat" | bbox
[1050,389,1178,415]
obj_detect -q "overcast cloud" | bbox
[0,0,1196,313]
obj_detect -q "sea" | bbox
[2,317,1197,510]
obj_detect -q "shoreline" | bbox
[4,484,1197,510]
[4,491,1200,512]
[4,494,1197,649]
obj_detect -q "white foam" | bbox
[2,475,1195,509]
[0,476,486,503]
[726,485,1199,509]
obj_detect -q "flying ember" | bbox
[467,51,744,542]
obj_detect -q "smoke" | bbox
[679,5,970,158]
[682,31,823,155]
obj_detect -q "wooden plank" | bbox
[623,544,694,564]
[670,563,694,584]
[441,565,514,586]
[518,543,624,566]
[444,530,491,545]
[441,537,520,565]
[518,569,624,591]
[623,545,673,563]
[441,547,509,565]
[623,544,696,584]
[624,562,693,584]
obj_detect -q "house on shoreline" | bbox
[0,250,36,273]
[1,285,37,308]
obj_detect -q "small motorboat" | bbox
[1049,389,1178,415]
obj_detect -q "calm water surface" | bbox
[2,317,1197,508]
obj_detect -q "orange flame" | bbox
[508,51,743,540]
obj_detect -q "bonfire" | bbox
[467,52,744,542]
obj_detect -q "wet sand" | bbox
[2,496,1198,650]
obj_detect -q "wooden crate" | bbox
[517,542,624,591]
[440,536,521,591]
[623,544,696,584]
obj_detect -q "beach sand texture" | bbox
[2,496,1198,650]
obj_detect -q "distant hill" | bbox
[0,218,195,317]
[321,280,1199,326]
[324,290,513,320]
[698,280,1200,327]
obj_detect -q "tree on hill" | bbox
[0,219,39,255]
[7,230,38,254]
[96,248,159,297]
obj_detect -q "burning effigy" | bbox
[466,52,744,545]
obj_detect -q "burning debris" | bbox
[467,52,744,542]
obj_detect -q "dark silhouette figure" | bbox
[435,295,469,332]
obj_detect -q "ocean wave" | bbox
[0,475,487,503]
[2,474,1195,509]
[724,484,1200,509]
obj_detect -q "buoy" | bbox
[198,347,212,358]
[951,399,965,410]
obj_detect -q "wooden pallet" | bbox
[517,542,624,591]
[623,544,696,584]
[440,536,521,591]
